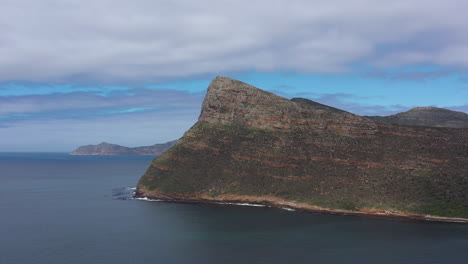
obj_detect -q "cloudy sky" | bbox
[1,0,468,151]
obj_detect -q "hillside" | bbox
[71,140,177,155]
[366,107,468,128]
[136,77,468,221]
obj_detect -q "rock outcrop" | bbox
[366,107,468,128]
[71,140,177,155]
[136,77,468,221]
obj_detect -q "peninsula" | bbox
[71,140,177,155]
[136,77,468,222]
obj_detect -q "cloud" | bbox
[0,109,198,151]
[0,83,132,96]
[0,89,205,120]
[363,69,454,81]
[448,105,468,114]
[1,0,468,83]
[295,92,411,116]
[0,86,204,151]
[294,92,468,116]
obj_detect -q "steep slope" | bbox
[71,140,177,155]
[366,107,468,128]
[290,97,350,114]
[137,77,468,221]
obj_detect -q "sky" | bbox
[1,0,468,151]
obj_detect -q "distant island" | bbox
[71,140,177,155]
[136,76,468,223]
[366,107,468,128]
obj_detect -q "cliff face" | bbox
[137,77,468,220]
[198,79,377,135]
[366,107,468,128]
[71,140,177,155]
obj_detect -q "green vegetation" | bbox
[416,201,468,218]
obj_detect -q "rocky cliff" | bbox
[366,107,468,128]
[71,140,177,155]
[136,77,468,221]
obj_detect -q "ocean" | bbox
[1,153,467,264]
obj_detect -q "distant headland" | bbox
[70,140,177,155]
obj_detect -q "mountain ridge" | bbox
[365,106,468,128]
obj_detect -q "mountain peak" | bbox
[199,76,293,128]
[98,142,114,146]
[199,77,376,134]
[203,76,279,103]
[409,106,448,112]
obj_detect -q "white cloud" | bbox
[1,0,468,83]
[0,89,204,116]
[0,107,198,151]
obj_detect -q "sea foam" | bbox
[133,197,163,202]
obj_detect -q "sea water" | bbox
[1,153,467,264]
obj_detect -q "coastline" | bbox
[135,188,468,224]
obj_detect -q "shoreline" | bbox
[135,189,468,224]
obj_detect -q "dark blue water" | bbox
[1,153,467,264]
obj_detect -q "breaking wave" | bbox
[112,187,296,212]
[133,197,163,202]
[112,186,163,202]
[111,186,136,200]
[215,202,266,207]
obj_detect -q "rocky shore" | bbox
[135,188,468,224]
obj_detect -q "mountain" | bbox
[70,140,177,155]
[366,107,468,128]
[136,77,468,222]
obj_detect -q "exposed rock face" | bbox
[199,80,377,135]
[137,77,468,220]
[71,140,177,155]
[366,107,468,128]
